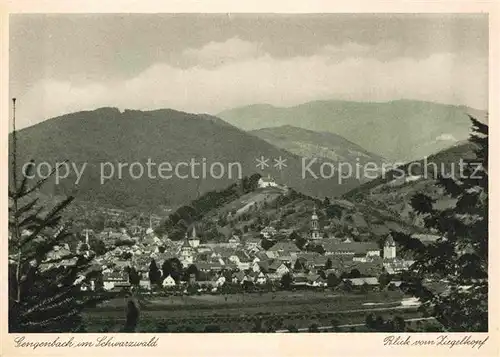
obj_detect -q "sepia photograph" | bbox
[5,8,492,345]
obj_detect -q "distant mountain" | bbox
[9,107,363,210]
[157,135,482,246]
[342,140,480,229]
[250,125,386,169]
[218,99,487,162]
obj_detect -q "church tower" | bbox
[78,229,92,258]
[310,205,322,240]
[146,214,154,235]
[384,234,396,260]
[180,230,195,267]
[189,225,200,248]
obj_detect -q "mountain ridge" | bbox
[249,125,386,183]
[9,107,363,210]
[218,99,487,163]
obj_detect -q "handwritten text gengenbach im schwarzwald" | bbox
[13,336,159,350]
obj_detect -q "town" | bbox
[7,12,488,337]
[42,176,416,296]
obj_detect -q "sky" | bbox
[10,13,488,129]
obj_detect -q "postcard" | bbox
[1,1,498,356]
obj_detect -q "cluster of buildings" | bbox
[65,207,414,293]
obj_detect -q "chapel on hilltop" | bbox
[258,174,279,189]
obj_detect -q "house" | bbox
[292,257,308,272]
[307,274,326,288]
[255,251,269,261]
[162,275,176,288]
[110,281,132,293]
[235,271,256,284]
[210,247,236,259]
[228,235,241,247]
[279,228,294,236]
[352,261,384,276]
[228,254,241,266]
[143,233,162,247]
[103,271,129,291]
[277,255,294,265]
[194,262,212,273]
[139,279,151,291]
[253,260,270,273]
[389,280,403,288]
[231,251,252,270]
[322,240,380,258]
[353,253,368,262]
[115,259,132,270]
[195,262,224,273]
[268,260,290,277]
[295,252,320,261]
[79,280,96,292]
[306,255,328,270]
[223,262,239,271]
[209,262,225,272]
[268,241,301,255]
[344,277,379,287]
[255,272,268,285]
[245,237,262,250]
[232,271,246,284]
[260,226,277,239]
[265,251,278,259]
[383,259,414,274]
[291,273,309,287]
[214,276,226,287]
[266,273,281,281]
[196,246,212,254]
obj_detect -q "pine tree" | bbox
[148,259,162,287]
[395,116,488,332]
[121,297,140,332]
[8,98,108,332]
[126,266,141,286]
[280,272,292,290]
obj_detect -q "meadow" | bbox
[83,289,427,332]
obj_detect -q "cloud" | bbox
[435,133,458,142]
[15,39,488,129]
[320,41,401,61]
[181,37,263,68]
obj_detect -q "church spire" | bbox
[310,204,321,239]
[311,204,318,223]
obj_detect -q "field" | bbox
[83,290,429,332]
[216,187,285,216]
